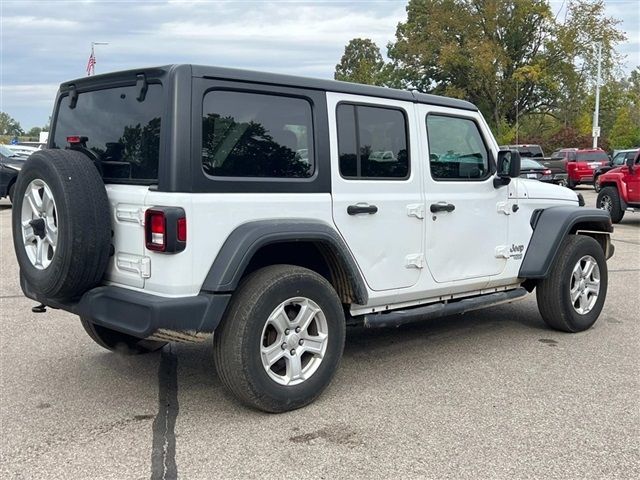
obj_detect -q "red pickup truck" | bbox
[541,148,610,189]
[596,151,640,223]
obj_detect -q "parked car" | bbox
[518,158,568,186]
[593,148,639,192]
[0,145,28,203]
[11,65,613,412]
[3,144,41,157]
[541,148,609,189]
[596,150,640,223]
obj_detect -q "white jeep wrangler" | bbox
[12,65,613,412]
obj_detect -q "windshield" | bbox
[576,152,608,162]
[52,83,162,184]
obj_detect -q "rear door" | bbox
[328,93,424,291]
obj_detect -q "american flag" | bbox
[86,51,96,76]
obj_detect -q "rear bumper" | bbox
[20,274,230,340]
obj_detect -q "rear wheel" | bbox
[214,265,345,413]
[80,317,166,355]
[597,186,624,223]
[536,235,607,333]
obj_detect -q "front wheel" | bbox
[597,186,625,223]
[593,175,601,192]
[536,235,607,333]
[214,265,346,413]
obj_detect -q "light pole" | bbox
[87,42,109,76]
[592,42,602,149]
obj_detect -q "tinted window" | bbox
[521,158,544,169]
[337,104,409,179]
[426,115,489,180]
[576,152,608,162]
[612,152,626,165]
[202,91,313,178]
[515,146,543,158]
[53,84,162,183]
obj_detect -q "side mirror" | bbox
[494,149,521,187]
[626,156,635,173]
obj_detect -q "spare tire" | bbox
[12,149,112,300]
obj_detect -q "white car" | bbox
[12,65,614,412]
[3,144,41,157]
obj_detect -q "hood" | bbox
[515,179,579,203]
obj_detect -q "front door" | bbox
[328,93,424,291]
[419,107,509,283]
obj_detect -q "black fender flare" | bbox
[200,219,368,305]
[519,206,613,279]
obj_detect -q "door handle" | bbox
[430,202,455,213]
[347,204,378,215]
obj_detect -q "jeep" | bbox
[12,65,614,412]
[596,150,640,223]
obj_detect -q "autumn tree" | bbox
[334,38,386,86]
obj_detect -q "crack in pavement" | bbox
[151,344,179,480]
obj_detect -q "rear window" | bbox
[52,84,162,184]
[515,146,543,158]
[576,152,608,162]
[521,158,543,169]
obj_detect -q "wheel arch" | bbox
[200,219,368,305]
[519,206,613,280]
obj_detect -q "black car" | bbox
[518,158,562,184]
[0,145,28,203]
[593,149,638,192]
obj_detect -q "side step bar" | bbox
[362,288,529,329]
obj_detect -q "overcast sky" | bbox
[1,0,638,130]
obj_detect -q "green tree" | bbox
[27,126,42,138]
[0,112,24,136]
[609,106,640,148]
[335,38,386,86]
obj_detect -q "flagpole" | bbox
[88,41,109,76]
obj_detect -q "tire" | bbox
[80,317,166,355]
[567,178,577,189]
[8,182,15,204]
[214,265,346,413]
[536,235,608,333]
[11,149,111,300]
[556,178,567,188]
[597,186,625,223]
[593,175,601,192]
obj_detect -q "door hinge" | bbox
[495,246,510,259]
[115,205,145,225]
[497,202,511,216]
[405,253,424,269]
[406,204,425,219]
[116,254,151,278]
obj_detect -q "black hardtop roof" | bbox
[60,64,478,112]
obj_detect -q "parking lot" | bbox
[0,186,638,480]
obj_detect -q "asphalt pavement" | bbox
[1,187,638,480]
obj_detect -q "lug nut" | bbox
[290,349,296,355]
[299,339,304,346]
[295,327,301,333]
[284,329,290,335]
[281,343,287,350]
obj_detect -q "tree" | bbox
[334,38,386,86]
[27,127,42,138]
[378,0,626,130]
[0,112,24,136]
[609,106,640,148]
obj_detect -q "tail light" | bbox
[543,169,551,175]
[145,207,186,253]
